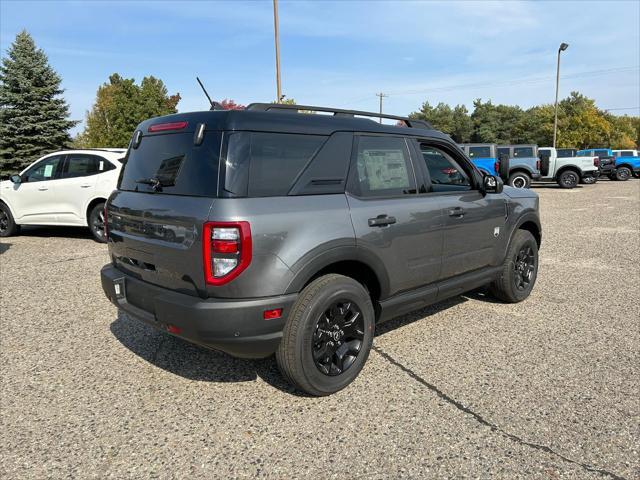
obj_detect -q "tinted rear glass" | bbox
[557,149,576,158]
[224,132,326,197]
[119,132,221,196]
[497,147,510,157]
[620,151,634,157]
[468,146,491,158]
[513,147,534,157]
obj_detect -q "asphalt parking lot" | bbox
[1,180,638,479]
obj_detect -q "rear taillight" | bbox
[203,221,252,286]
[536,159,541,171]
[594,157,600,167]
[494,161,500,174]
[104,204,109,239]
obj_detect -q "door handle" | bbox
[448,207,465,217]
[368,215,396,227]
[37,187,48,191]
[80,184,92,188]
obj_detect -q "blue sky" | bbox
[1,0,638,135]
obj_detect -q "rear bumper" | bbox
[531,172,542,180]
[101,264,297,358]
[599,164,615,174]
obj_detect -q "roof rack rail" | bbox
[78,148,127,152]
[246,103,433,130]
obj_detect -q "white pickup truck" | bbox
[537,147,600,188]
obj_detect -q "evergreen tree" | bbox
[0,30,77,177]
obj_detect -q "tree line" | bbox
[409,94,639,149]
[1,30,638,177]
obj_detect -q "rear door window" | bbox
[350,136,416,197]
[62,154,114,178]
[497,147,510,158]
[224,132,326,197]
[513,147,534,157]
[119,132,221,197]
[620,151,634,157]
[469,146,491,158]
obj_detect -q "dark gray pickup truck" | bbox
[101,104,542,395]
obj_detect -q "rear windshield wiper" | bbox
[135,177,174,191]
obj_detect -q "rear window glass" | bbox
[497,147,510,158]
[620,151,634,157]
[513,147,534,157]
[119,132,221,196]
[468,146,491,158]
[595,149,610,156]
[224,132,326,197]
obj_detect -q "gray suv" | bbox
[100,104,541,396]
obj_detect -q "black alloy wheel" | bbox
[616,166,631,181]
[312,300,365,376]
[513,245,535,291]
[559,170,579,188]
[89,203,107,243]
[0,208,8,234]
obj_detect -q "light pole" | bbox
[273,0,283,103]
[553,42,569,148]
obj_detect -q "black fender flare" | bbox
[507,212,542,250]
[284,244,391,299]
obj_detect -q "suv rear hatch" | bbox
[107,120,221,297]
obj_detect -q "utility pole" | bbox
[553,42,569,148]
[273,0,283,103]
[376,92,388,123]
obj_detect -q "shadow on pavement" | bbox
[110,291,486,395]
[0,242,11,254]
[17,225,94,240]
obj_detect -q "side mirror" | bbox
[483,175,503,194]
[9,174,22,184]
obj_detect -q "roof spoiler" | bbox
[246,103,433,130]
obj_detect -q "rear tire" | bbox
[508,172,531,189]
[88,202,107,243]
[489,230,538,303]
[0,203,20,237]
[276,274,374,396]
[615,166,631,181]
[557,170,580,188]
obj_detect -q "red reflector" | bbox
[263,308,283,320]
[213,240,239,254]
[166,324,182,334]
[494,161,500,173]
[148,121,188,133]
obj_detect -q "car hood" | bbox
[503,186,539,199]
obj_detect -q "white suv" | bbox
[0,149,126,242]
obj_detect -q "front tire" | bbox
[615,166,631,181]
[557,170,580,188]
[276,274,375,396]
[88,202,107,243]
[0,203,20,237]
[508,172,531,189]
[489,230,538,303]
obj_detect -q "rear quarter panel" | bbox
[207,194,355,298]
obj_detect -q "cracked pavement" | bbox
[1,180,639,479]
